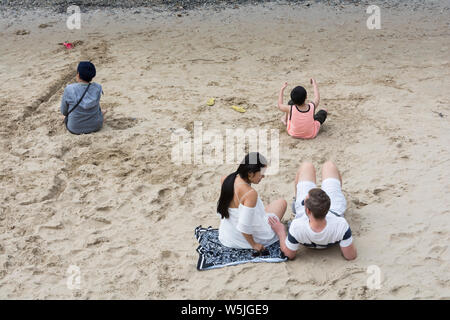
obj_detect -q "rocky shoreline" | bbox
[0,0,439,13]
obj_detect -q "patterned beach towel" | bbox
[195,226,287,271]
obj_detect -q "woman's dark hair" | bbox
[217,152,267,219]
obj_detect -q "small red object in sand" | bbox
[63,42,73,49]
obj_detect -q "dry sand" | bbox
[0,2,449,299]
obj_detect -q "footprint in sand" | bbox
[351,198,368,208]
[38,23,53,29]
[39,175,67,202]
[86,236,110,248]
[15,29,30,35]
[160,250,179,260]
[107,117,138,130]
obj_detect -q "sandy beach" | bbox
[0,0,449,299]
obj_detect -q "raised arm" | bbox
[277,82,291,113]
[311,78,320,110]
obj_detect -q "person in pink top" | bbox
[278,79,327,139]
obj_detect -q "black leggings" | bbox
[314,110,327,125]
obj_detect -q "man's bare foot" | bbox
[102,109,108,120]
[281,115,287,126]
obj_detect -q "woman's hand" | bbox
[252,243,265,252]
[281,82,288,90]
[310,78,317,86]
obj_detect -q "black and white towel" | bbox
[195,226,287,271]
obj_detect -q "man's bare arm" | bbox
[340,243,357,260]
[268,217,296,259]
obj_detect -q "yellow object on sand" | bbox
[206,98,215,106]
[231,105,246,113]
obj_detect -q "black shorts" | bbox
[314,110,327,125]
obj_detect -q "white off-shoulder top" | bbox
[218,196,279,249]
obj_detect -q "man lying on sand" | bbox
[269,161,357,260]
[278,79,328,139]
[60,61,107,135]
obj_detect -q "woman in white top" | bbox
[217,152,287,252]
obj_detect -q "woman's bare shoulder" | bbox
[238,185,257,207]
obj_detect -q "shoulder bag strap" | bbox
[66,83,91,119]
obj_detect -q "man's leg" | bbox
[293,162,317,217]
[321,160,342,185]
[321,161,346,216]
[295,162,316,195]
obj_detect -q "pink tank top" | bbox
[287,102,321,139]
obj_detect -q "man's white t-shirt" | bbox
[286,213,353,250]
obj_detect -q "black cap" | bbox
[77,61,96,82]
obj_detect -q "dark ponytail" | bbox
[217,152,267,219]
